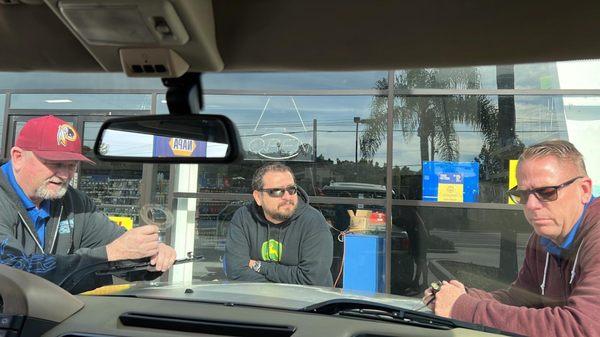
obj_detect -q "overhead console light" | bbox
[120,48,189,78]
[58,0,189,46]
[46,0,223,72]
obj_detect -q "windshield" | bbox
[2,60,600,312]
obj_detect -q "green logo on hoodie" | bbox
[261,239,283,261]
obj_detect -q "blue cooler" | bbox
[343,233,385,292]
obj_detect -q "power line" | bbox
[239,129,566,137]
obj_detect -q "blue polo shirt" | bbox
[541,196,596,257]
[1,161,51,249]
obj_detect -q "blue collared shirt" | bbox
[540,196,596,257]
[1,161,51,249]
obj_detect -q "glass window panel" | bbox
[83,121,102,153]
[395,60,600,90]
[151,164,171,205]
[78,164,144,225]
[203,71,388,90]
[563,99,600,196]
[13,122,25,150]
[0,94,5,150]
[396,67,499,90]
[554,60,600,89]
[0,72,162,90]
[195,95,387,196]
[390,95,595,203]
[156,94,168,115]
[10,94,152,110]
[192,197,247,281]
[517,60,600,90]
[390,204,531,296]
[513,63,559,89]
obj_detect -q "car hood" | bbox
[95,281,425,312]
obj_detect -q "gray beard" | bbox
[35,183,68,200]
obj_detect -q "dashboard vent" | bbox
[119,312,296,337]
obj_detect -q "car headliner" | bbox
[0,0,598,73]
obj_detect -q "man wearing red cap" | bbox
[0,115,176,293]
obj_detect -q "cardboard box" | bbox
[347,209,387,232]
[348,209,371,232]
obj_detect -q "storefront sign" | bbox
[153,135,207,157]
[508,159,518,204]
[437,173,464,202]
[247,133,308,160]
[245,96,314,162]
[422,161,479,203]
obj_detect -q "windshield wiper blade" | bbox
[95,256,204,275]
[336,307,451,330]
[301,299,525,337]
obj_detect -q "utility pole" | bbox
[354,116,361,163]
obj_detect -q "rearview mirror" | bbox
[93,115,242,163]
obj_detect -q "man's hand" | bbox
[150,243,177,272]
[434,280,467,318]
[422,286,437,311]
[106,225,160,261]
[248,259,257,268]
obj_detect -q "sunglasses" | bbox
[259,185,298,198]
[507,176,582,204]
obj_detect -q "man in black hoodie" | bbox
[225,163,333,286]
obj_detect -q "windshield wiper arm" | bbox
[301,299,524,337]
[94,256,204,275]
[59,255,204,293]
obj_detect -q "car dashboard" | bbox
[41,295,485,337]
[0,264,510,337]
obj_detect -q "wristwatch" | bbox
[251,260,262,273]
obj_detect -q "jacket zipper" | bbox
[17,211,44,252]
[557,258,569,302]
[48,205,64,254]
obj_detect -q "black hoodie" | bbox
[225,187,333,286]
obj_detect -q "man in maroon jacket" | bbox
[423,140,600,337]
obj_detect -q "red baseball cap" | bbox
[15,115,95,164]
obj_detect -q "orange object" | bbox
[369,212,386,225]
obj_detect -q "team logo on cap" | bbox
[57,124,77,147]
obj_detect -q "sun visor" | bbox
[45,0,223,74]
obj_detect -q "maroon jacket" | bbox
[451,198,600,337]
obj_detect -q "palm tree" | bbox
[360,68,497,164]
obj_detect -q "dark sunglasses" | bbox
[507,176,582,204]
[259,185,298,198]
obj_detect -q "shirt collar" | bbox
[540,196,595,257]
[1,161,50,214]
